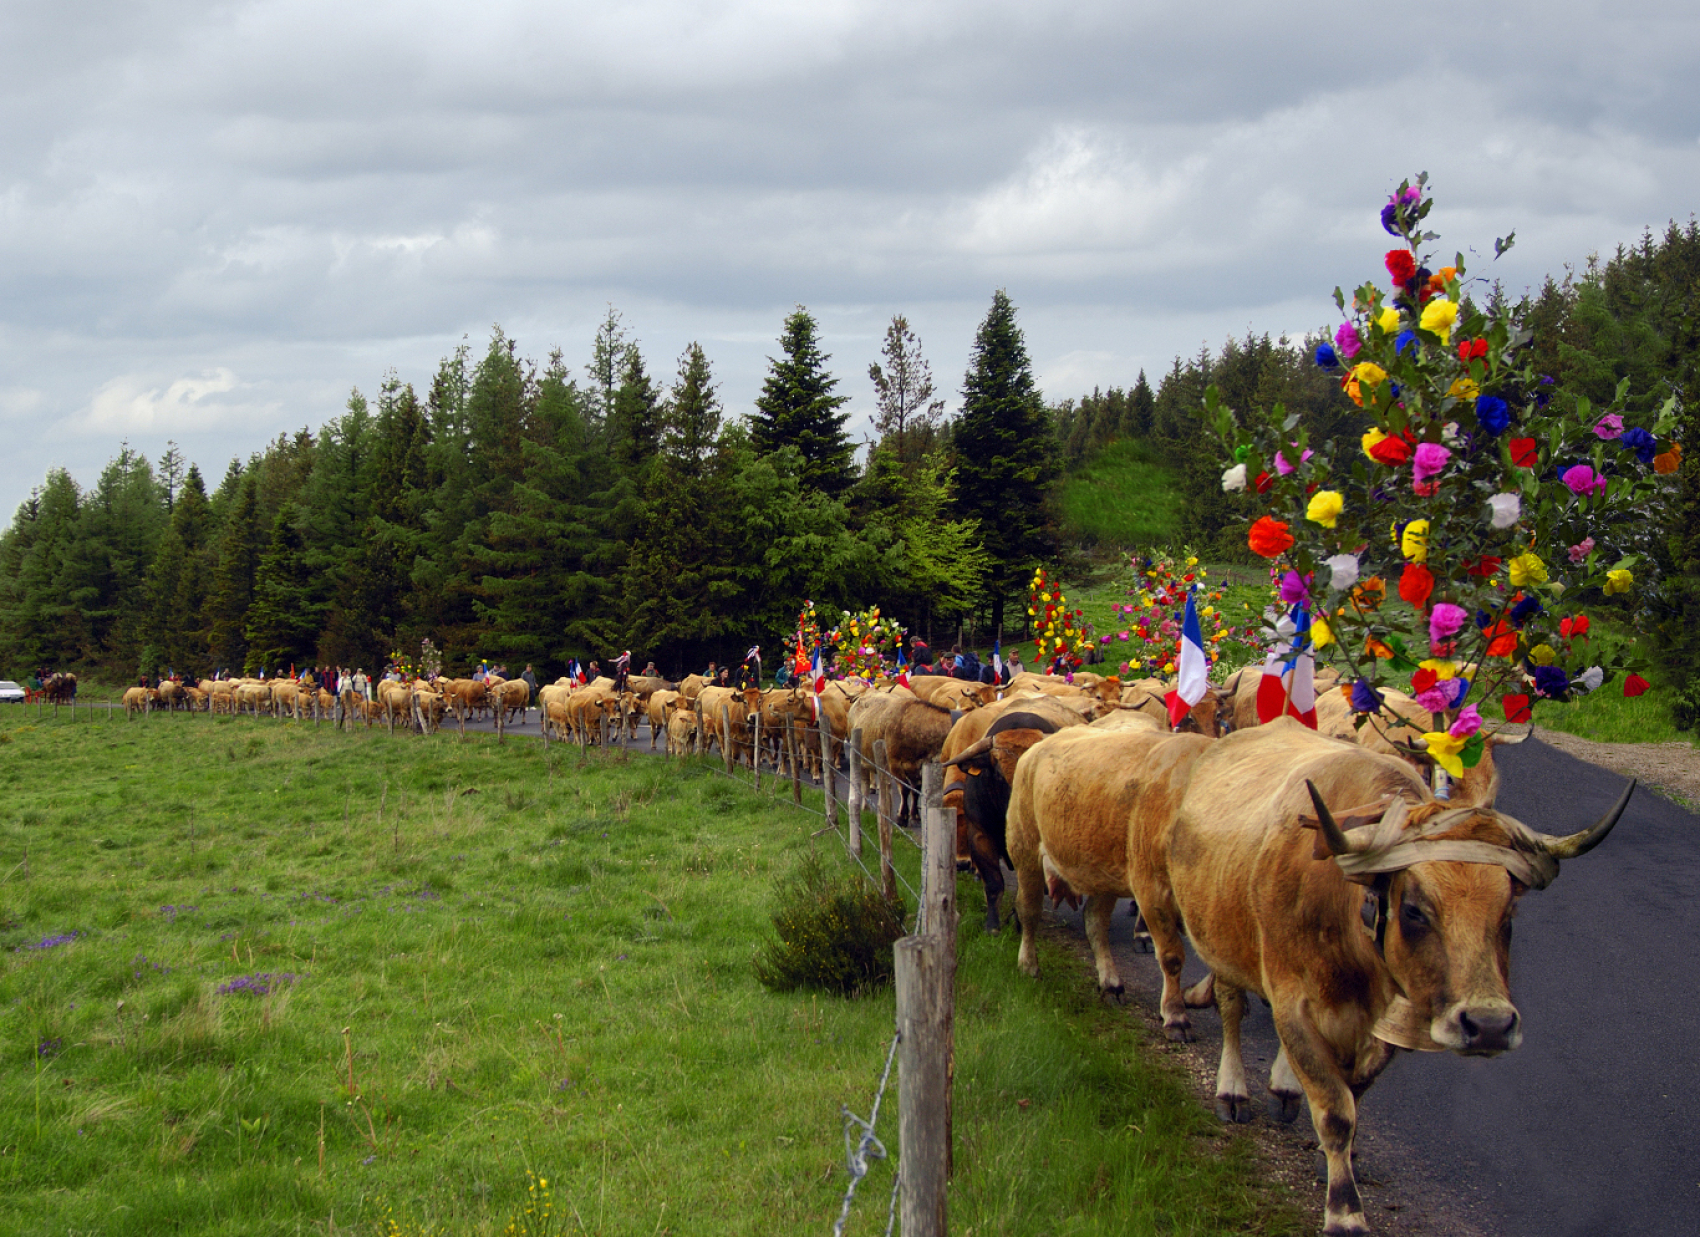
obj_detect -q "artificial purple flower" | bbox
[1278,571,1312,604]
[1415,686,1452,713]
[1412,442,1452,483]
[1533,665,1570,699]
[1335,322,1362,360]
[1349,678,1382,713]
[1620,427,1658,463]
[1274,447,1314,475]
[1593,414,1624,440]
[1429,603,1468,643]
[1445,676,1472,708]
[1562,464,1608,497]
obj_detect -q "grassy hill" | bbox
[1058,439,1184,552]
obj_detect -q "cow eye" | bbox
[1400,902,1430,932]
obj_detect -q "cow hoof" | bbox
[1268,1092,1302,1124]
[1163,1021,1193,1044]
[1322,1221,1370,1237]
[1098,979,1125,1000]
[1215,1094,1253,1124]
[1132,932,1154,954]
[983,911,1001,934]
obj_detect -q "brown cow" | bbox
[906,676,996,710]
[645,689,682,748]
[121,686,155,717]
[491,679,530,725]
[847,692,955,829]
[697,685,762,765]
[1161,718,1631,1235]
[1007,671,1122,706]
[665,701,699,755]
[940,694,1104,930]
[1004,726,1214,1006]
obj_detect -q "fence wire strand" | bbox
[833,1025,902,1237]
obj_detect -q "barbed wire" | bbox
[833,1025,901,1237]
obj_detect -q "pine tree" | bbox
[206,472,262,673]
[868,315,946,467]
[663,342,721,476]
[1127,370,1156,438]
[752,307,855,495]
[953,290,1055,632]
[585,306,630,436]
[611,347,662,470]
[245,503,319,673]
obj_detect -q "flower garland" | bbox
[1028,568,1088,668]
[1213,176,1674,775]
[827,606,905,680]
[1104,551,1252,676]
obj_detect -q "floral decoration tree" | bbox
[1103,549,1251,676]
[826,606,905,680]
[1028,568,1088,670]
[1213,176,1672,782]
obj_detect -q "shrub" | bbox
[753,851,905,997]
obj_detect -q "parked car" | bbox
[0,680,25,703]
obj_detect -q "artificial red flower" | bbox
[1385,249,1417,286]
[1465,556,1503,577]
[1369,435,1413,467]
[1510,437,1538,468]
[1623,673,1650,698]
[1254,471,1273,494]
[1559,615,1591,640]
[1248,516,1294,559]
[1458,338,1489,363]
[1482,620,1518,657]
[1411,667,1439,694]
[1398,562,1434,610]
[1502,693,1533,723]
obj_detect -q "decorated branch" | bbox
[1103,550,1250,676]
[1027,568,1089,669]
[826,606,905,680]
[1212,176,1673,775]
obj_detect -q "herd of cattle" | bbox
[119,661,1630,1235]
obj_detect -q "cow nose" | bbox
[1458,1006,1519,1053]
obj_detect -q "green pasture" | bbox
[0,712,1305,1236]
[1058,440,1185,551]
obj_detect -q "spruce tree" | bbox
[868,315,946,467]
[206,472,262,673]
[611,347,662,470]
[245,503,319,673]
[1127,370,1155,437]
[751,307,855,495]
[664,342,721,476]
[953,289,1055,632]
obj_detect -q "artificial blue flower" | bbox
[1381,202,1401,235]
[1510,595,1543,627]
[1445,677,1471,708]
[1395,331,1418,356]
[1475,609,1494,630]
[1532,665,1569,699]
[1620,427,1657,464]
[1476,396,1511,435]
[1314,342,1339,370]
[1350,678,1382,713]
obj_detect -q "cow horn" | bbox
[943,736,994,767]
[1306,780,1363,856]
[1533,778,1635,858]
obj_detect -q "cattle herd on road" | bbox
[107,660,1633,1236]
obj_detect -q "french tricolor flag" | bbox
[1256,604,1318,728]
[1165,590,1209,728]
[895,647,910,690]
[811,646,826,718]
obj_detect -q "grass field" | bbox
[1059,440,1185,551]
[0,711,1306,1236]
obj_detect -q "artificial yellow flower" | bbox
[1529,643,1558,666]
[1423,731,1468,778]
[1418,658,1459,680]
[1448,377,1480,400]
[1376,307,1400,334]
[1186,556,1199,566]
[1400,519,1430,562]
[1312,617,1334,649]
[1605,568,1634,595]
[1508,552,1548,587]
[1362,427,1388,459]
[1354,362,1388,389]
[1306,489,1344,529]
[1420,298,1459,342]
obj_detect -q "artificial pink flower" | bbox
[1412,442,1452,482]
[1568,536,1596,565]
[1429,603,1468,644]
[1335,322,1362,361]
[1562,465,1608,497]
[1415,687,1452,713]
[1593,414,1624,440]
[1449,705,1483,738]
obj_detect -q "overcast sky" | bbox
[4,0,1699,516]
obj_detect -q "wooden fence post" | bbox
[895,929,955,1237]
[598,710,609,752]
[721,706,734,775]
[872,738,898,905]
[847,728,864,859]
[788,717,802,805]
[820,716,838,830]
[753,713,762,790]
[694,700,704,757]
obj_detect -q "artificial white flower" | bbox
[1576,666,1604,693]
[1325,553,1360,592]
[1221,463,1248,493]
[1487,493,1521,529]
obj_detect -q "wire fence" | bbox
[833,1026,902,1237]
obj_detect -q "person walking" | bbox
[521,664,539,704]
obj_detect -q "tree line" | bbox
[0,294,1050,682]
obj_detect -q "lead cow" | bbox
[1157,718,1631,1235]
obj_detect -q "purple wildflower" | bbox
[216,972,298,997]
